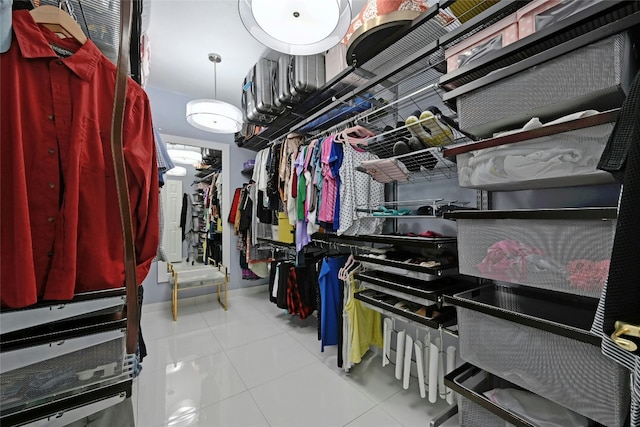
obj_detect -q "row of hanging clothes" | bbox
[248,125,387,252]
[193,170,222,265]
[268,250,383,372]
[180,170,221,266]
[230,183,272,280]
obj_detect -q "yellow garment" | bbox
[346,277,383,365]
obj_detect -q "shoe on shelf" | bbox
[405,115,432,147]
[393,141,411,156]
[406,136,423,151]
[419,110,454,146]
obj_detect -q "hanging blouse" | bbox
[1,12,158,307]
[279,134,302,203]
[318,136,343,228]
[338,142,385,236]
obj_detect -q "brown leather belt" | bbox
[111,0,138,355]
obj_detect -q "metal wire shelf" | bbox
[355,146,458,184]
[239,0,531,151]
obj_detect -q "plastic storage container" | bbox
[515,0,562,39]
[445,13,518,72]
[446,208,616,297]
[517,0,603,39]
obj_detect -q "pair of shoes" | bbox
[405,108,455,147]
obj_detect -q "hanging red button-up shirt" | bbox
[1,11,159,308]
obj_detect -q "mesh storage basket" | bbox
[457,307,630,427]
[456,122,616,191]
[0,334,128,414]
[456,216,616,297]
[456,32,635,137]
[458,394,507,427]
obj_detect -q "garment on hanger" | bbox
[153,128,175,179]
[318,136,343,230]
[0,0,12,53]
[267,142,282,211]
[286,150,298,225]
[345,274,383,365]
[279,133,303,204]
[338,141,385,236]
[592,69,640,425]
[228,188,242,224]
[0,11,159,308]
[318,255,348,351]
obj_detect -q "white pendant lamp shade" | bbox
[186,53,243,134]
[186,99,243,134]
[238,0,352,55]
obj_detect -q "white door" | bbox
[162,179,183,263]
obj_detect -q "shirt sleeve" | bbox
[123,89,159,284]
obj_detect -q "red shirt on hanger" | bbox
[0,11,159,308]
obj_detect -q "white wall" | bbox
[141,86,266,305]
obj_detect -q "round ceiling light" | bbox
[238,0,352,55]
[167,149,202,165]
[186,53,243,134]
[186,99,243,134]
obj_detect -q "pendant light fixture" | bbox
[238,0,352,55]
[186,53,243,134]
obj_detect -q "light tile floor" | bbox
[131,290,460,427]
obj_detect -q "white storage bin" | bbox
[448,209,616,298]
[455,122,616,191]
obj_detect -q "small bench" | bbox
[167,259,228,320]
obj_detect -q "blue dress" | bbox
[318,256,348,351]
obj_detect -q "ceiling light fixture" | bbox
[238,0,352,55]
[186,53,243,134]
[166,143,203,164]
[165,166,187,177]
[167,149,202,165]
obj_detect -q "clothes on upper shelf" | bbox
[0,11,159,308]
[477,240,609,291]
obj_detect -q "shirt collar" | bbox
[12,10,100,82]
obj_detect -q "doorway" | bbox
[158,134,231,272]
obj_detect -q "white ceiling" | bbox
[145,0,367,112]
